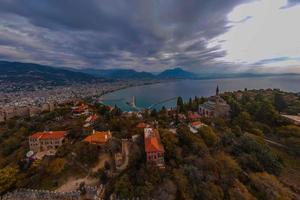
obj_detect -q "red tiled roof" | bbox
[86,114,98,122]
[144,129,164,153]
[83,131,111,144]
[188,113,201,119]
[73,104,89,113]
[137,122,150,129]
[191,121,203,126]
[29,131,66,139]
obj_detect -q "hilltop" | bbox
[0,88,300,199]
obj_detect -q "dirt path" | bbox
[56,176,98,192]
[56,154,111,192]
[92,153,110,172]
[116,140,130,171]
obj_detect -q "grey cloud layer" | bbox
[0,0,266,72]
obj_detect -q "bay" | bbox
[102,75,300,111]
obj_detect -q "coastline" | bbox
[99,75,300,111]
[98,79,178,98]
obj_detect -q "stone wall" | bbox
[0,189,80,200]
[0,185,103,200]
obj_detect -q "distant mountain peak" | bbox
[76,68,155,79]
[158,67,196,79]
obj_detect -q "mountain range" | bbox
[0,61,104,84]
[0,60,197,91]
[74,67,196,79]
[1,60,297,89]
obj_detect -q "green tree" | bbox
[249,172,292,200]
[173,169,193,200]
[150,109,158,117]
[114,174,133,199]
[274,93,287,112]
[160,129,179,160]
[233,112,253,131]
[198,126,219,147]
[73,142,100,167]
[201,182,224,200]
[215,153,241,188]
[46,158,66,175]
[177,125,208,156]
[233,136,283,175]
[177,97,184,113]
[277,125,300,138]
[229,179,257,200]
[0,167,18,193]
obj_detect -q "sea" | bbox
[102,75,300,111]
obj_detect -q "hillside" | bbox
[77,68,156,79]
[158,67,197,79]
[0,61,106,92]
[0,89,299,199]
[77,67,196,79]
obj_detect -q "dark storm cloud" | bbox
[0,0,282,72]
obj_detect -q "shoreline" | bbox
[99,79,177,98]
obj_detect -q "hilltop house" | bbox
[144,128,165,168]
[84,114,98,127]
[83,130,112,146]
[188,112,201,121]
[190,121,206,129]
[73,104,89,116]
[199,86,230,118]
[29,131,67,153]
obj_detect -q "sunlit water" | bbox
[102,75,300,111]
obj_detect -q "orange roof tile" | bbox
[73,104,89,113]
[188,113,201,120]
[191,121,203,126]
[83,131,111,144]
[29,131,66,140]
[144,129,164,153]
[137,122,150,129]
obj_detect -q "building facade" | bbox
[199,86,230,118]
[29,131,66,153]
[144,128,165,168]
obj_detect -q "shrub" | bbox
[198,126,219,147]
[228,179,256,200]
[249,172,292,200]
[0,167,19,193]
[233,136,283,175]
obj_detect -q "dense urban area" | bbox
[0,86,300,200]
[0,79,162,118]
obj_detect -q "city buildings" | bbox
[144,128,165,168]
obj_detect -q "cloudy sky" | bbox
[0,0,299,73]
